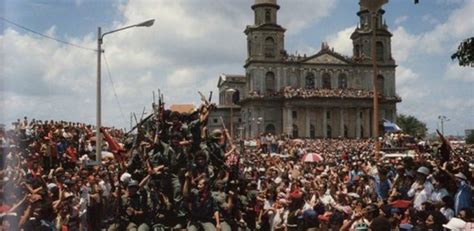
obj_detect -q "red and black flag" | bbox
[436,129,452,163]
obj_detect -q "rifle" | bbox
[153,90,164,144]
[219,116,227,131]
[198,91,210,106]
[220,117,234,148]
[124,113,153,136]
[125,91,160,137]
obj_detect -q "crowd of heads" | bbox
[1,107,473,230]
[283,87,375,100]
[248,86,401,101]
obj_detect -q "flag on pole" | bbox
[383,119,401,132]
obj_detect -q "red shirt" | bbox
[66,146,77,162]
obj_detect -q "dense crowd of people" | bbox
[282,87,375,100]
[1,100,473,230]
[247,87,401,101]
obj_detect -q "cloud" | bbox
[394,15,409,25]
[419,0,474,54]
[278,0,338,35]
[392,26,420,63]
[2,0,339,129]
[325,25,355,56]
[396,66,419,86]
[421,14,439,25]
[75,0,83,7]
[435,0,464,5]
[444,63,474,82]
[390,0,474,60]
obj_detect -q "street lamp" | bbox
[256,117,263,138]
[438,115,449,135]
[360,0,387,160]
[226,88,236,138]
[95,19,155,164]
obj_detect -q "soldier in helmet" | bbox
[119,180,149,231]
[202,129,226,173]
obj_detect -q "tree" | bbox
[396,114,428,137]
[451,37,474,67]
[466,132,474,144]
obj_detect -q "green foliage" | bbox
[396,114,428,137]
[451,37,474,67]
[466,132,474,144]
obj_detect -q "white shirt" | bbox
[440,207,455,220]
[270,208,288,231]
[319,191,336,207]
[407,180,434,211]
[99,180,111,198]
[430,187,449,204]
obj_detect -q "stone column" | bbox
[356,108,361,138]
[340,108,345,137]
[287,107,293,135]
[365,108,371,138]
[322,108,327,138]
[393,108,397,123]
[306,108,310,137]
[276,67,281,90]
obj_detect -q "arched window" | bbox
[265,72,275,93]
[360,125,364,138]
[305,73,315,89]
[292,124,299,138]
[322,73,331,89]
[327,125,332,138]
[338,74,347,89]
[344,125,349,138]
[376,42,384,61]
[265,124,276,134]
[265,9,271,23]
[377,75,384,95]
[232,90,240,104]
[355,44,361,57]
[264,37,275,58]
[310,124,316,138]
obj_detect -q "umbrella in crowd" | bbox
[301,152,323,163]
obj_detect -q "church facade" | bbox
[212,0,401,139]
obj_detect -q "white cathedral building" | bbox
[209,0,401,139]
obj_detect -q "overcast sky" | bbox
[1,0,473,135]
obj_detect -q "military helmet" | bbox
[210,129,223,140]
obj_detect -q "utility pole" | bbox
[438,115,449,135]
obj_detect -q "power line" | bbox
[103,53,128,126]
[0,16,96,52]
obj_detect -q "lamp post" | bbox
[438,115,449,135]
[360,0,387,161]
[226,88,237,138]
[257,117,263,138]
[95,19,155,164]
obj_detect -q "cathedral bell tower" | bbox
[245,0,286,63]
[350,2,394,64]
